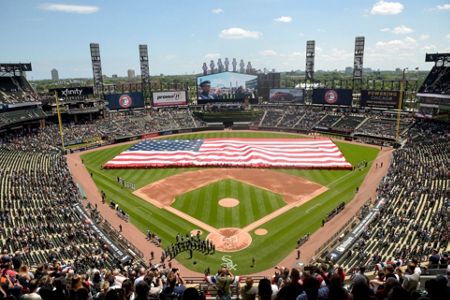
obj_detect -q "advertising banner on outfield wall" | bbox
[152,91,187,106]
[312,89,353,106]
[49,87,94,99]
[141,132,160,140]
[269,88,305,102]
[360,90,403,109]
[105,92,145,110]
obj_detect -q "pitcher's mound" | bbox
[218,198,239,208]
[207,228,251,252]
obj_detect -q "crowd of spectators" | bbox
[255,105,415,140]
[313,114,342,130]
[418,66,450,95]
[0,107,203,149]
[0,147,142,271]
[333,121,448,277]
[260,109,285,127]
[331,115,366,133]
[0,76,39,105]
[354,117,414,140]
[0,109,47,129]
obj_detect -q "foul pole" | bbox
[54,91,65,150]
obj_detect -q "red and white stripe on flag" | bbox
[103,138,352,169]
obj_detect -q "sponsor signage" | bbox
[360,90,403,109]
[312,89,353,106]
[160,130,175,136]
[269,88,305,102]
[152,90,188,106]
[49,87,94,98]
[177,128,193,134]
[141,132,159,139]
[105,92,145,110]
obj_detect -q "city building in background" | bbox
[51,68,59,81]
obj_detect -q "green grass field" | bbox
[172,179,286,228]
[81,131,379,274]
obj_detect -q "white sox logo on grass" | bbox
[324,90,338,104]
[221,255,237,270]
[119,94,133,108]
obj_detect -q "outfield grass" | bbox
[81,131,379,274]
[172,179,286,228]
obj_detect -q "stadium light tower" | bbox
[395,67,408,140]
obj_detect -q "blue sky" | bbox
[0,0,449,79]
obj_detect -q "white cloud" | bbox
[205,53,220,59]
[422,45,437,51]
[274,16,292,23]
[219,27,262,39]
[40,3,99,14]
[290,51,303,57]
[319,48,353,62]
[260,49,277,56]
[164,54,177,61]
[419,34,430,40]
[375,37,417,50]
[447,34,450,39]
[380,25,413,34]
[211,8,224,14]
[391,25,413,34]
[436,4,450,10]
[371,1,404,15]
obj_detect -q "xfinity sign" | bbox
[152,91,187,107]
[50,87,94,98]
[62,88,83,96]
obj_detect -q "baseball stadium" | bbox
[0,1,449,299]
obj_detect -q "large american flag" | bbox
[103,138,352,169]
